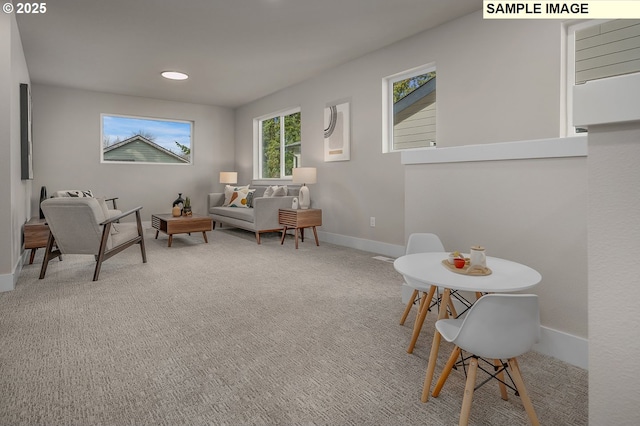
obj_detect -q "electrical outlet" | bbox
[370,217,375,227]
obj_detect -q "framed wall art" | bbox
[324,101,350,162]
[20,83,33,180]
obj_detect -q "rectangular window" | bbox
[256,108,301,178]
[101,114,193,164]
[383,64,436,152]
[566,19,640,134]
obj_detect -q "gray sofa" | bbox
[208,185,300,244]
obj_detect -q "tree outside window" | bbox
[259,110,301,178]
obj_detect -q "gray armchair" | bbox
[39,197,146,281]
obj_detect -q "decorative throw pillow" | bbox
[228,189,255,208]
[246,190,256,208]
[95,197,118,235]
[263,185,288,197]
[272,185,288,196]
[223,184,250,206]
[54,190,94,198]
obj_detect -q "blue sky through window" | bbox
[102,115,192,154]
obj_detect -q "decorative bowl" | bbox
[453,258,466,269]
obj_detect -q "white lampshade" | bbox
[219,172,238,184]
[292,167,316,209]
[292,167,317,185]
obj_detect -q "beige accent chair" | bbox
[39,197,146,281]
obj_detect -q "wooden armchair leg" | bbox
[39,232,61,279]
[93,223,111,281]
[136,210,147,263]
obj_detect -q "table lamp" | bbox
[219,171,238,185]
[292,167,317,209]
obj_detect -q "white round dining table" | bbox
[394,252,542,293]
[393,251,542,403]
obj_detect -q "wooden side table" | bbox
[279,208,322,249]
[24,217,49,264]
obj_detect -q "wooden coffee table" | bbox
[151,213,213,247]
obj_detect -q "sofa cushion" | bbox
[210,206,255,222]
[223,184,250,206]
[264,185,288,197]
[228,189,255,208]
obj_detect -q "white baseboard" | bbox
[533,326,588,370]
[316,230,405,258]
[400,283,588,369]
[0,251,28,292]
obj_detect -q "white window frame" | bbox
[564,19,610,136]
[253,106,301,180]
[382,62,436,153]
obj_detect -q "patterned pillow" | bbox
[54,190,94,198]
[228,189,255,208]
[246,190,256,208]
[223,184,250,206]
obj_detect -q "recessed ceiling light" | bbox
[161,71,189,80]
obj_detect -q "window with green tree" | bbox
[257,108,301,178]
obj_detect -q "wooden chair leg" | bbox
[400,289,419,325]
[136,210,147,263]
[447,297,458,318]
[413,291,429,328]
[93,223,111,281]
[495,359,508,401]
[422,288,451,402]
[459,356,479,426]
[39,232,60,279]
[255,232,261,244]
[408,285,436,354]
[433,346,461,397]
[508,358,540,426]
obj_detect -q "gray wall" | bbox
[588,123,640,423]
[30,85,235,222]
[235,13,586,339]
[0,13,32,290]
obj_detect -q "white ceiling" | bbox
[16,0,479,108]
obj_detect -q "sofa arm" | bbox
[252,196,295,231]
[208,193,225,212]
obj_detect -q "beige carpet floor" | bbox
[1,226,588,425]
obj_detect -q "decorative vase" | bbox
[172,193,185,208]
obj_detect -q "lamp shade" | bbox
[292,167,317,185]
[219,172,238,184]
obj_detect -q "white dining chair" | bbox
[432,294,540,426]
[398,233,457,353]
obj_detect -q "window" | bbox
[566,19,640,134]
[383,64,436,152]
[101,114,193,164]
[255,108,301,179]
